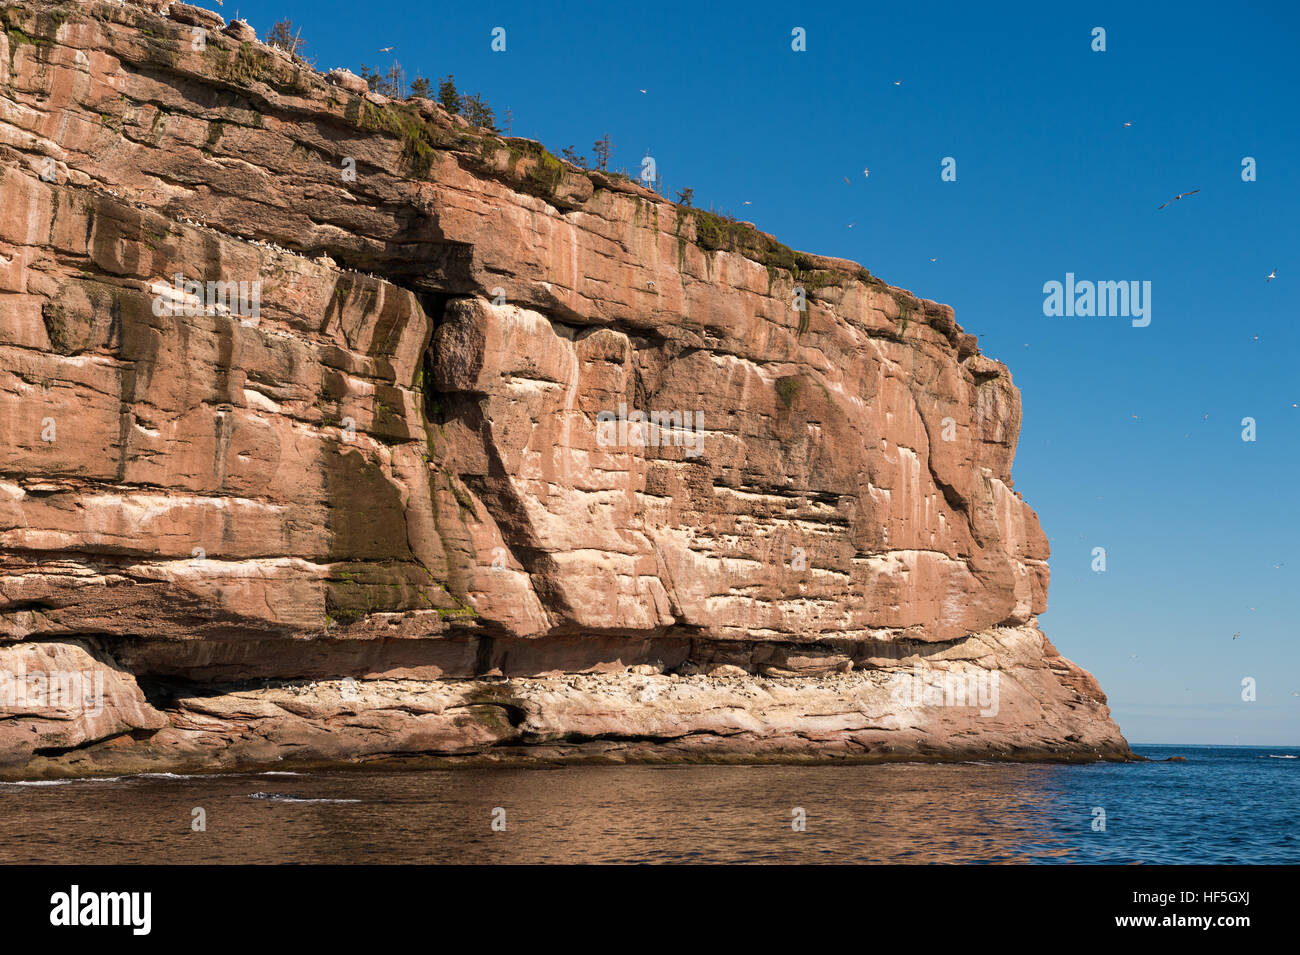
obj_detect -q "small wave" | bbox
[125,770,308,780]
[245,795,361,805]
[3,769,312,788]
[2,776,124,786]
[2,772,227,786]
[1265,754,1298,759]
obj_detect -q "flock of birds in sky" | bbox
[348,50,1279,289]
[357,47,1285,407]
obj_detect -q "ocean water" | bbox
[1,745,1295,864]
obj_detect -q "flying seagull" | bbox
[742,200,752,205]
[639,89,647,94]
[1233,632,1240,640]
[1122,121,1132,128]
[863,167,870,178]
[894,80,902,86]
[378,46,395,53]
[1266,269,1277,282]
[1157,189,1200,210]
[843,176,851,185]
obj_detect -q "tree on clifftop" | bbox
[592,134,614,172]
[561,146,589,169]
[265,19,307,58]
[382,62,405,99]
[461,93,497,132]
[438,75,461,115]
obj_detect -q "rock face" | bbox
[0,0,1131,778]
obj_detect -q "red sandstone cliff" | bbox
[0,0,1130,777]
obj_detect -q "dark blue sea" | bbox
[1,745,1295,864]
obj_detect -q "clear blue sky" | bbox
[229,0,1298,745]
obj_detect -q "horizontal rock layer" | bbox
[0,0,1129,777]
